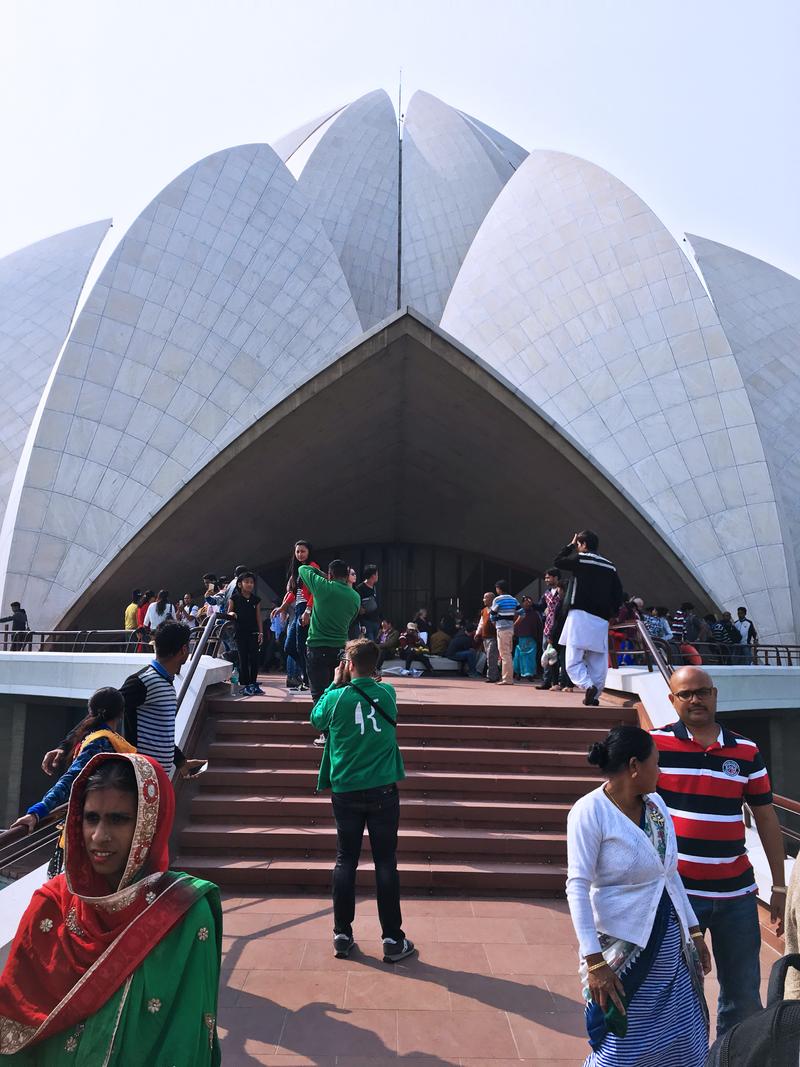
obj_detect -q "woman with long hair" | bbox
[0,752,221,1062]
[8,687,135,876]
[143,590,175,632]
[566,725,711,1065]
[271,540,320,691]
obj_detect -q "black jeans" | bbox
[403,651,432,671]
[306,645,344,704]
[236,631,259,686]
[331,784,404,942]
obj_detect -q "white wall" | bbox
[608,663,800,727]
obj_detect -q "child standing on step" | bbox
[227,571,264,697]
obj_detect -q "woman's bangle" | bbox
[691,931,704,941]
[772,885,787,894]
[586,960,608,973]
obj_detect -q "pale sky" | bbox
[2,0,799,279]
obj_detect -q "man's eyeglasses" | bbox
[673,687,714,701]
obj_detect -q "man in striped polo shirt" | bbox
[44,620,196,780]
[652,665,787,1036]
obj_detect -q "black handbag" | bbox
[705,954,800,1066]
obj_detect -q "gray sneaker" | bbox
[334,933,354,958]
[382,937,415,963]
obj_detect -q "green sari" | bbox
[0,755,222,1065]
[13,885,221,1066]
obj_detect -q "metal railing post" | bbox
[175,614,221,712]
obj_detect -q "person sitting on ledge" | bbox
[398,622,433,675]
[0,752,221,1063]
[376,619,400,667]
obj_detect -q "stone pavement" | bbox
[217,892,779,1065]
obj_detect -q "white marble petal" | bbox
[690,235,800,633]
[401,90,527,322]
[298,90,399,329]
[442,150,793,639]
[0,221,110,517]
[3,144,361,629]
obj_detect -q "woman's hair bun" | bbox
[587,741,609,768]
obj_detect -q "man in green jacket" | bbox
[299,560,361,706]
[310,638,415,964]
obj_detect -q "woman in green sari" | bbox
[0,752,221,1064]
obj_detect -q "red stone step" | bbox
[190,793,572,828]
[205,740,598,774]
[199,765,598,802]
[208,696,635,729]
[178,823,567,859]
[174,853,568,893]
[213,718,609,749]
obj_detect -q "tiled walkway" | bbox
[217,892,779,1065]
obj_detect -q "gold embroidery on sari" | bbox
[0,1016,38,1055]
[204,1013,215,1049]
[64,1023,84,1052]
[65,907,87,938]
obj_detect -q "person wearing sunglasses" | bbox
[651,666,787,1039]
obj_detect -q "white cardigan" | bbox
[566,786,698,957]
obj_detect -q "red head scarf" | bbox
[0,752,196,1054]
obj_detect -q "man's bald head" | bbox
[669,666,714,694]
[668,665,717,730]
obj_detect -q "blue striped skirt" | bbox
[584,910,708,1067]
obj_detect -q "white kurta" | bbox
[561,608,608,653]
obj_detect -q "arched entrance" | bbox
[61,312,713,630]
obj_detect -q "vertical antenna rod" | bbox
[396,69,403,312]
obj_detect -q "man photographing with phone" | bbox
[310,638,415,964]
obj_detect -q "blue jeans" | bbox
[284,600,308,682]
[363,620,379,642]
[451,649,478,675]
[690,891,762,1037]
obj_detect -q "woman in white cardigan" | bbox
[566,725,712,1066]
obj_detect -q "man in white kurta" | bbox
[555,531,624,706]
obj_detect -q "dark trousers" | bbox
[236,631,259,686]
[331,784,404,942]
[403,651,432,671]
[690,891,763,1037]
[307,645,344,704]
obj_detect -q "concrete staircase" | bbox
[175,681,637,893]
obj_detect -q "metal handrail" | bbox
[0,615,227,875]
[175,612,224,710]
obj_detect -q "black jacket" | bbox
[554,544,624,621]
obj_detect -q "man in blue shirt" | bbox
[490,580,521,685]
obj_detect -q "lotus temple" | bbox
[1,88,799,640]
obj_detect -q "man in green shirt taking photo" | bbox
[311,637,415,964]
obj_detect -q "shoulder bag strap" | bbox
[349,681,397,728]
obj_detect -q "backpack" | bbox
[705,954,800,1067]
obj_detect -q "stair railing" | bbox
[0,614,226,879]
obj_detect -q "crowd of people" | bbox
[0,529,793,1065]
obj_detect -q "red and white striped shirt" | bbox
[652,720,772,898]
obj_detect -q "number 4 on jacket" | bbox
[354,702,382,736]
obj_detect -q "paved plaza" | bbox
[217,892,778,1065]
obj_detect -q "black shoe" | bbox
[382,937,416,963]
[286,677,300,690]
[535,683,551,690]
[334,933,354,958]
[583,685,600,706]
